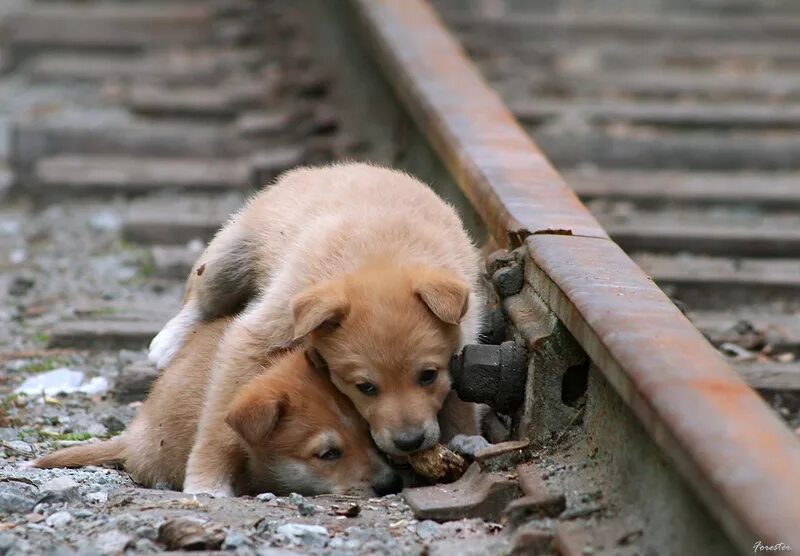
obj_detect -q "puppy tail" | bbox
[31,438,125,469]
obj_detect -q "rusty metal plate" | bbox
[350,0,608,247]
[403,463,521,522]
[526,234,800,551]
[505,464,566,525]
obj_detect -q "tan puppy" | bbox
[148,163,487,494]
[33,319,399,497]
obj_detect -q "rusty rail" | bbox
[350,0,800,551]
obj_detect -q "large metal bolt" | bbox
[449,341,529,414]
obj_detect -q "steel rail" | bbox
[349,0,800,551]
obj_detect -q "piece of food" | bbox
[408,443,469,484]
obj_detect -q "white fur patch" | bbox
[182,475,234,497]
[148,302,201,370]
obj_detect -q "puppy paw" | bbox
[447,434,490,460]
[149,303,200,369]
[182,481,233,498]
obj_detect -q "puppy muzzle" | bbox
[372,421,439,456]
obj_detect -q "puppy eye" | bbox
[356,382,378,396]
[418,369,438,387]
[318,448,341,461]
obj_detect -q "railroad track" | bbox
[433,1,800,429]
[0,0,798,555]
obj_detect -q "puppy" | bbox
[148,163,487,494]
[33,318,399,497]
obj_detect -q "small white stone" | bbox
[9,248,26,265]
[275,523,329,548]
[89,211,122,232]
[416,520,440,539]
[0,220,20,236]
[94,530,132,556]
[256,492,276,502]
[41,476,79,495]
[86,491,108,504]
[5,440,33,455]
[45,511,73,528]
[222,532,249,550]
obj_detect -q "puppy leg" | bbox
[183,414,241,496]
[447,434,490,459]
[482,408,511,443]
[438,392,490,459]
[438,391,481,439]
[184,300,292,495]
[149,218,259,370]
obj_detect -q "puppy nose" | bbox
[372,473,404,496]
[393,430,425,452]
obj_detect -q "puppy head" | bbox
[291,263,468,457]
[226,350,399,496]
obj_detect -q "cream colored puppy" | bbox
[148,163,487,495]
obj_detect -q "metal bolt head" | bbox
[450,342,528,414]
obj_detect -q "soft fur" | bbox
[34,319,398,497]
[148,163,487,494]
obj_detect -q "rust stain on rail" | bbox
[351,0,607,248]
[352,0,800,552]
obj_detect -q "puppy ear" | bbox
[226,384,287,447]
[291,281,350,340]
[305,347,329,372]
[413,269,470,325]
